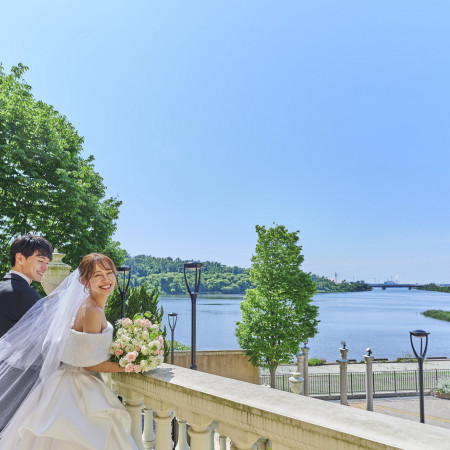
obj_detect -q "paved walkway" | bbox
[347,395,450,430]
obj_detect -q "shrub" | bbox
[308,358,323,366]
[435,377,450,394]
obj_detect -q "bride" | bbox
[0,253,138,449]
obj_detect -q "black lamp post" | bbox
[168,312,178,365]
[117,266,131,318]
[183,261,203,370]
[410,329,430,423]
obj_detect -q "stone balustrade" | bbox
[109,364,450,450]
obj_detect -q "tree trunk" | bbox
[270,367,277,388]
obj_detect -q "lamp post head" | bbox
[366,347,372,356]
[341,340,346,349]
[410,330,429,339]
[117,266,131,274]
[184,261,203,271]
[168,312,178,331]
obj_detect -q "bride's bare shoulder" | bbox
[73,302,104,333]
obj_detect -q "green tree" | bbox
[235,224,319,388]
[0,64,124,275]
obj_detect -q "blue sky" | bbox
[1,1,450,283]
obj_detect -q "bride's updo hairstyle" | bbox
[78,253,117,286]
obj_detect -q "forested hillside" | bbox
[311,275,372,292]
[124,255,372,295]
[124,255,252,295]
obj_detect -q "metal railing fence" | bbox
[259,369,450,396]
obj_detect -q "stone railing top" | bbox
[113,364,450,450]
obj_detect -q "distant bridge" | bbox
[369,284,425,290]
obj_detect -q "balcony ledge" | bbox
[112,364,450,449]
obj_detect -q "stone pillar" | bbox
[176,420,190,450]
[301,346,310,396]
[364,354,375,411]
[337,346,349,406]
[142,407,155,449]
[41,250,71,294]
[288,372,304,395]
[123,392,145,450]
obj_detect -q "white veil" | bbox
[0,269,88,435]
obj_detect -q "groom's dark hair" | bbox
[10,235,53,267]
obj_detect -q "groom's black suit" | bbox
[0,273,41,431]
[0,272,41,338]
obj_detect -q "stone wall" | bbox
[172,350,259,384]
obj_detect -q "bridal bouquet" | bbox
[109,313,165,373]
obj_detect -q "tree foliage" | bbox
[0,64,124,276]
[235,224,319,387]
[417,283,450,293]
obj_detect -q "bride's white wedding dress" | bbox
[1,323,137,449]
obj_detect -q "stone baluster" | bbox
[218,435,227,450]
[254,438,269,449]
[154,409,175,450]
[122,390,145,450]
[188,426,210,450]
[178,411,212,450]
[142,407,156,449]
[301,346,310,396]
[218,426,259,450]
[176,420,190,450]
[208,421,218,450]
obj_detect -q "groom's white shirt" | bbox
[9,270,31,285]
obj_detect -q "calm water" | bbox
[159,289,450,362]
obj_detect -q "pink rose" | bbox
[144,319,152,327]
[134,365,142,373]
[125,363,134,373]
[135,346,141,351]
[126,352,137,362]
[122,318,132,328]
[158,350,164,356]
[152,350,159,356]
[115,349,123,357]
[158,336,164,346]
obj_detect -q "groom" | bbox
[0,235,53,431]
[0,235,53,338]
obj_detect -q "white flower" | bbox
[149,340,161,350]
[119,357,128,367]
